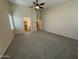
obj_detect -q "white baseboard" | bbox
[0,35,15,59]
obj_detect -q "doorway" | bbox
[23,17,31,32]
[36,17,40,31]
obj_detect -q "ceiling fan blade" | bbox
[36,0,39,6]
[40,3,45,6]
[36,0,38,3]
[33,2,36,4]
[35,8,37,10]
[40,7,44,9]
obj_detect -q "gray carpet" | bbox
[1,31,78,59]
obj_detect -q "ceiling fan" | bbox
[31,0,45,10]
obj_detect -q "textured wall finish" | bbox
[42,0,78,39]
[0,0,14,57]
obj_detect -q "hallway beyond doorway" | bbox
[23,17,31,32]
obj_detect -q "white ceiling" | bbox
[8,0,72,8]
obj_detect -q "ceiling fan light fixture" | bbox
[31,0,45,10]
[35,6,39,9]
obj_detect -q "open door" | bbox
[23,17,31,32]
[36,17,40,31]
[36,20,40,31]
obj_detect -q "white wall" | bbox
[0,0,14,57]
[11,4,37,34]
[42,0,78,39]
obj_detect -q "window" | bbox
[9,15,14,30]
